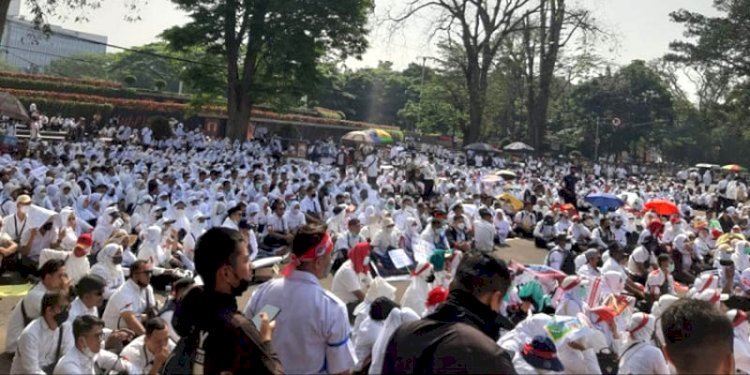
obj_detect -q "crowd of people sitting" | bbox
[0,118,746,374]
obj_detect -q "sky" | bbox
[19,0,720,91]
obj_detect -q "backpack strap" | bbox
[53,325,64,365]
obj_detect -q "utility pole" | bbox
[417,56,427,130]
[594,116,600,162]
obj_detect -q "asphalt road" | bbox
[0,237,546,371]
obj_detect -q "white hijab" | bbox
[368,307,420,375]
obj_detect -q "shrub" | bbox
[0,70,121,88]
[148,116,174,140]
[123,75,137,86]
[154,80,167,91]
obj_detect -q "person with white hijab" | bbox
[368,307,420,375]
[56,207,79,251]
[727,309,750,374]
[618,312,670,375]
[554,275,588,317]
[353,297,399,371]
[90,243,126,300]
[38,233,93,285]
[400,261,434,317]
[651,294,679,348]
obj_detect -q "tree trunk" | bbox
[0,1,10,46]
[463,56,485,146]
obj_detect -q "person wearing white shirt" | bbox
[246,225,356,374]
[284,201,307,232]
[120,318,175,375]
[2,194,31,244]
[371,219,400,256]
[577,249,601,279]
[494,210,511,246]
[473,209,496,253]
[5,259,69,354]
[728,309,750,375]
[300,187,323,223]
[102,260,157,337]
[331,243,373,321]
[11,291,74,375]
[363,151,379,187]
[221,205,243,231]
[618,313,670,375]
[54,315,133,375]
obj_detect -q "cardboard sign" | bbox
[412,238,435,264]
[388,248,413,269]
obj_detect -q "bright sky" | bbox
[23,0,719,91]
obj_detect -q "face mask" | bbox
[53,309,69,326]
[81,345,97,359]
[565,243,572,251]
[74,246,87,258]
[175,208,185,216]
[112,255,123,265]
[744,247,750,255]
[230,269,250,297]
[668,263,675,273]
[457,223,466,230]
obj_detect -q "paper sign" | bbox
[544,316,584,342]
[412,238,435,264]
[388,249,414,269]
[27,204,57,229]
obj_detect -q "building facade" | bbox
[1,14,107,72]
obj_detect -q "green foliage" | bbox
[148,116,174,140]
[0,57,18,72]
[15,97,113,119]
[123,75,137,86]
[45,53,114,81]
[0,75,142,99]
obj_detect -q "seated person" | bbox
[533,215,556,248]
[102,260,158,336]
[120,317,175,375]
[5,259,69,354]
[11,292,73,374]
[445,215,472,252]
[54,315,133,374]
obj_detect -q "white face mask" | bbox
[81,344,97,359]
[457,223,466,230]
[565,243,572,251]
[19,206,27,215]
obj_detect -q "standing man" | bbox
[363,148,379,188]
[170,227,281,374]
[383,253,516,374]
[561,166,579,206]
[245,224,356,374]
[421,156,437,199]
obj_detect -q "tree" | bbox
[391,0,540,145]
[162,0,372,140]
[667,0,750,79]
[45,53,114,80]
[518,0,598,150]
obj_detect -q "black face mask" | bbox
[231,270,250,297]
[426,273,436,284]
[54,309,69,326]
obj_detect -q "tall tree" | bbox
[391,0,539,145]
[519,0,596,149]
[162,0,371,140]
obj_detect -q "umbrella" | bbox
[695,163,719,169]
[716,233,746,247]
[341,131,372,144]
[0,92,30,122]
[644,199,679,216]
[504,141,535,152]
[722,164,746,172]
[551,202,577,215]
[495,170,517,180]
[481,174,503,183]
[497,193,524,211]
[371,129,394,144]
[585,193,625,212]
[464,143,499,152]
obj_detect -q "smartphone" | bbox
[252,304,281,330]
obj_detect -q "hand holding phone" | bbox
[252,304,281,341]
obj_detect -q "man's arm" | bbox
[17,328,45,374]
[120,311,145,336]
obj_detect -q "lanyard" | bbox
[14,215,25,241]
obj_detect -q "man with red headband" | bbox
[245,224,356,374]
[331,242,373,322]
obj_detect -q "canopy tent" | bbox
[0,92,30,122]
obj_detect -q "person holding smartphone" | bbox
[171,227,282,374]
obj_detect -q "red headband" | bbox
[522,343,557,360]
[628,315,650,334]
[412,263,432,277]
[281,233,333,277]
[562,277,582,291]
[700,274,715,293]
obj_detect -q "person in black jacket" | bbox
[171,227,282,374]
[383,252,517,374]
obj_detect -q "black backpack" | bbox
[161,330,208,375]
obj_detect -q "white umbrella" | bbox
[504,142,535,152]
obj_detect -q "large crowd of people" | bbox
[0,113,747,374]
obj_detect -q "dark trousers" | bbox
[423,179,435,199]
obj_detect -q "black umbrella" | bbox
[464,143,500,152]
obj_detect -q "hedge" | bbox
[15,97,114,120]
[0,70,121,88]
[0,76,197,104]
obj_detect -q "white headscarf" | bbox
[90,243,125,299]
[368,307,420,375]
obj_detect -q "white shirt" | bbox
[618,341,670,375]
[102,279,156,331]
[284,210,307,231]
[363,155,378,177]
[54,346,131,375]
[120,335,175,375]
[246,271,356,374]
[2,213,28,242]
[221,217,239,231]
[267,213,289,233]
[5,283,48,353]
[11,318,73,375]
[301,196,322,215]
[335,232,364,251]
[331,260,370,304]
[473,219,496,252]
